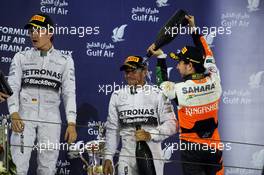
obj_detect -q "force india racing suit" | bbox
[105,85,177,175]
[157,32,224,174]
[7,47,76,175]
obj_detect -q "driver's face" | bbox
[29,27,52,50]
[124,68,146,86]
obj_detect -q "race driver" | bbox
[147,15,224,175]
[7,13,77,175]
[103,55,178,175]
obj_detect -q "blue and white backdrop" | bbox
[0,0,264,174]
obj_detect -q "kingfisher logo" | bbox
[156,0,169,7]
[247,0,261,12]
[112,24,127,42]
[185,102,218,116]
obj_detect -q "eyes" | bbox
[124,69,142,74]
[124,69,136,74]
[28,27,48,35]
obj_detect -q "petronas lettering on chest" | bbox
[23,69,62,79]
[118,108,155,116]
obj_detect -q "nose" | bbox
[30,32,37,39]
[30,29,39,37]
[125,71,133,78]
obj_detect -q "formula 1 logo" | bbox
[247,0,261,12]
[156,0,169,7]
[112,24,127,42]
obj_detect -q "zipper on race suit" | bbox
[38,54,46,119]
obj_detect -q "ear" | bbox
[48,33,53,40]
[187,62,194,71]
[142,68,148,76]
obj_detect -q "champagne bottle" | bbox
[146,9,189,57]
[135,125,156,175]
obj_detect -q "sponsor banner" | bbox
[40,0,70,15]
[131,7,160,23]
[1,0,264,174]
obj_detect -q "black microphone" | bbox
[20,132,24,154]
[124,166,128,175]
[135,125,156,175]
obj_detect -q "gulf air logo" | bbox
[248,71,264,88]
[205,31,216,47]
[247,0,261,12]
[162,143,174,162]
[112,24,127,42]
[251,149,264,168]
[156,0,169,7]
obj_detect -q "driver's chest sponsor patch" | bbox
[118,108,158,128]
[21,65,63,91]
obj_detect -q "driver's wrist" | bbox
[68,122,76,127]
[190,26,198,34]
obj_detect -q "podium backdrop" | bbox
[1,0,264,174]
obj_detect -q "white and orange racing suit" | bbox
[157,32,224,175]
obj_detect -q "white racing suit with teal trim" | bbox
[105,85,177,175]
[7,47,76,175]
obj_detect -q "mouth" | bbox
[32,39,38,44]
[126,78,134,82]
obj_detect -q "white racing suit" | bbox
[105,85,177,175]
[7,47,76,175]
